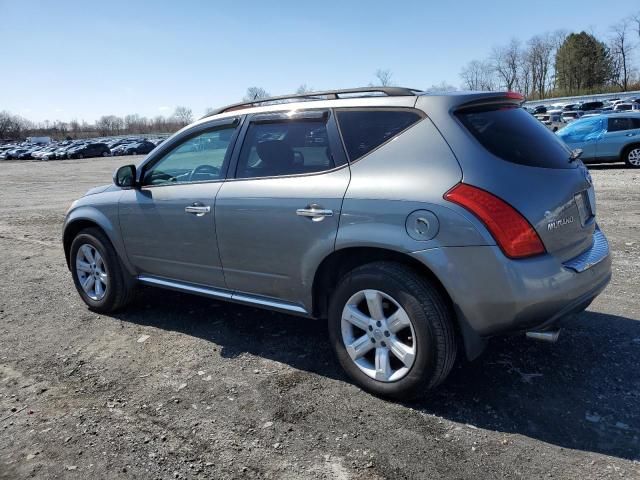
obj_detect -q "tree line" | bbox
[0,106,195,142]
[460,11,640,99]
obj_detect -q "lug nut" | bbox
[381,341,387,347]
[368,326,373,331]
[376,321,382,327]
[371,338,376,343]
[384,331,390,337]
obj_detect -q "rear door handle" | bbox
[296,204,333,221]
[185,203,211,216]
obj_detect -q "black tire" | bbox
[69,228,135,313]
[328,261,457,400]
[623,145,640,168]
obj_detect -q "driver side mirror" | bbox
[113,164,137,188]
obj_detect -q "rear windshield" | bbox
[457,105,573,169]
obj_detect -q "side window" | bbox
[143,127,236,186]
[235,119,334,179]
[608,118,632,132]
[631,118,640,130]
[336,109,422,161]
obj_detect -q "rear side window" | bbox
[235,119,334,179]
[457,105,573,169]
[336,110,422,161]
[608,117,633,132]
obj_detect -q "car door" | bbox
[215,109,350,311]
[598,117,636,161]
[598,116,640,160]
[119,118,241,287]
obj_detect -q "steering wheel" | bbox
[189,164,220,182]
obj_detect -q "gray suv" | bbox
[63,87,611,399]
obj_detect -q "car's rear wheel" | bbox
[70,228,135,313]
[328,261,457,400]
[624,146,640,168]
[102,151,109,157]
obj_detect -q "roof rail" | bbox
[203,86,422,118]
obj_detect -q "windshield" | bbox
[557,117,605,142]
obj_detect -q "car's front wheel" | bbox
[70,228,135,313]
[328,261,457,400]
[624,145,640,168]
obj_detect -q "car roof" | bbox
[573,112,640,121]
[192,88,524,132]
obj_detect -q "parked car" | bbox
[577,101,605,111]
[557,113,640,167]
[4,147,30,159]
[110,143,132,156]
[123,140,156,155]
[561,111,584,123]
[613,103,640,112]
[33,145,60,160]
[532,105,547,114]
[67,142,110,159]
[536,113,566,132]
[63,87,611,399]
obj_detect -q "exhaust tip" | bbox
[526,330,561,343]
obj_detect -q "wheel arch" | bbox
[621,142,640,161]
[63,208,133,275]
[311,246,486,360]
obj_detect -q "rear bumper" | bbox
[411,228,612,340]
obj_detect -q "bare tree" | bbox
[528,34,555,99]
[491,39,521,90]
[173,106,193,126]
[0,111,26,140]
[610,20,636,91]
[424,82,457,93]
[295,84,313,94]
[632,12,640,39]
[95,115,124,136]
[243,87,270,102]
[373,69,394,87]
[460,60,496,90]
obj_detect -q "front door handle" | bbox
[296,204,333,222]
[185,203,211,216]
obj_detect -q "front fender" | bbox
[63,198,135,276]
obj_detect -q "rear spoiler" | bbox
[454,92,525,111]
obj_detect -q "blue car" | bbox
[556,113,640,167]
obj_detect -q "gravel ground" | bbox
[0,157,639,479]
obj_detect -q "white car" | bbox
[535,112,566,132]
[561,111,584,123]
[613,103,640,112]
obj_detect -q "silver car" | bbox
[63,87,611,399]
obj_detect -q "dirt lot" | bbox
[0,156,639,479]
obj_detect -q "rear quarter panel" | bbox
[336,113,493,253]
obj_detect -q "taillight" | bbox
[444,183,545,259]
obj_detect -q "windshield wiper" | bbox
[569,148,583,163]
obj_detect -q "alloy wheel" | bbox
[75,244,108,301]
[341,289,417,382]
[628,148,640,166]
